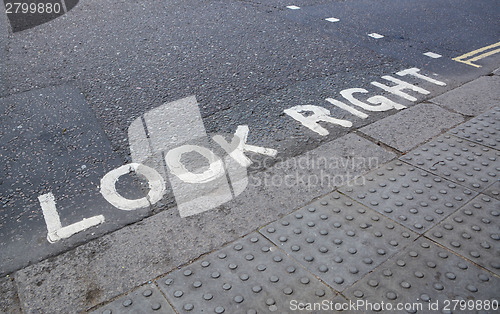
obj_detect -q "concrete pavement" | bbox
[1,69,499,313]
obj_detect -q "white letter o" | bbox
[100,163,165,210]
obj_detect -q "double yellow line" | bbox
[453,41,500,68]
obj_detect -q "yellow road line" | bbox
[452,41,500,68]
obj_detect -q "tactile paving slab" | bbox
[338,160,477,233]
[344,239,500,314]
[401,134,500,192]
[449,107,500,150]
[260,192,418,292]
[91,284,175,314]
[157,233,337,313]
[426,195,500,276]
[483,180,500,201]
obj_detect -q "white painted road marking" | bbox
[127,96,235,218]
[38,193,105,243]
[339,88,406,111]
[285,68,446,136]
[325,17,340,23]
[423,52,442,59]
[100,163,166,210]
[286,5,300,10]
[37,67,448,242]
[40,96,280,234]
[213,125,278,168]
[166,145,225,184]
[371,76,430,102]
[397,67,446,86]
[127,96,278,218]
[60,0,68,13]
[325,98,369,119]
[368,33,384,39]
[284,105,353,136]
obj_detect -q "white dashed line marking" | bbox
[368,33,384,39]
[423,52,442,59]
[286,5,301,9]
[325,17,340,22]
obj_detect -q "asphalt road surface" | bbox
[1,0,499,276]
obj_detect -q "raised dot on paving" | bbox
[286,5,300,9]
[448,107,500,150]
[401,134,500,192]
[338,160,477,233]
[344,239,500,311]
[156,233,336,313]
[90,284,174,314]
[260,191,417,291]
[426,195,500,276]
[483,180,500,200]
